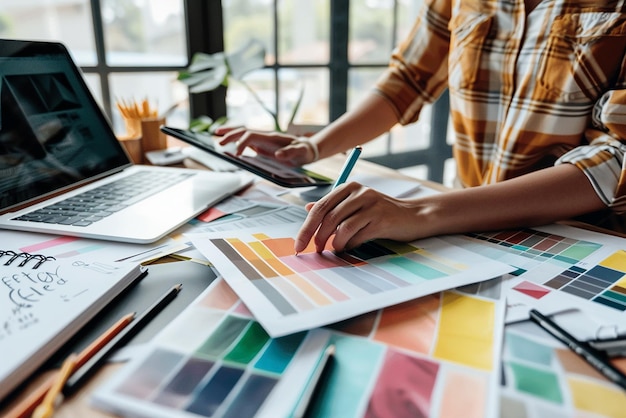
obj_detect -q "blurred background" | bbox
[0,0,455,185]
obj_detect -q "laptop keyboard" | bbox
[13,170,195,227]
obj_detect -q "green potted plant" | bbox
[178,39,302,133]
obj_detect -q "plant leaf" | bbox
[187,52,226,73]
[189,115,215,132]
[188,66,229,93]
[208,116,229,134]
[287,82,305,128]
[178,68,221,87]
[226,39,266,80]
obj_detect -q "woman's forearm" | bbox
[311,93,399,159]
[295,163,608,253]
[418,164,607,237]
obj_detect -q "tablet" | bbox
[161,126,333,188]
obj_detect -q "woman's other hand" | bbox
[215,126,317,166]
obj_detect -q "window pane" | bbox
[226,69,329,132]
[82,74,103,109]
[0,0,97,65]
[397,0,423,42]
[349,0,394,64]
[223,0,275,65]
[348,68,387,157]
[228,68,276,131]
[389,106,432,153]
[101,0,186,66]
[349,67,433,158]
[109,72,189,135]
[348,68,385,111]
[280,68,329,126]
[277,0,329,64]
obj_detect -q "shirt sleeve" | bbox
[556,88,626,214]
[373,0,452,125]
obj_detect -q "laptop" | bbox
[0,39,252,243]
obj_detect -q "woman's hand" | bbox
[293,164,608,255]
[295,182,427,253]
[216,127,317,166]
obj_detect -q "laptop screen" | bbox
[0,39,131,212]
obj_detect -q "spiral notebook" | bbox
[0,249,145,401]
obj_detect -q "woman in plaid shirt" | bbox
[220,0,626,253]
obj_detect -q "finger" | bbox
[313,190,364,252]
[341,222,377,252]
[213,125,243,136]
[250,138,290,157]
[295,209,324,254]
[217,127,246,145]
[297,185,359,253]
[294,190,346,253]
[275,143,310,165]
[233,130,268,155]
[235,132,296,156]
[331,215,372,252]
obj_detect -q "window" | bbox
[191,0,453,184]
[1,0,190,136]
[1,0,453,184]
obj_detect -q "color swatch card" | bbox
[500,320,626,418]
[314,277,507,418]
[0,229,187,264]
[442,224,626,328]
[94,276,507,418]
[189,223,514,337]
[93,278,332,418]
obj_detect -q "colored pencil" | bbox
[6,311,136,418]
[63,284,182,394]
[31,353,77,418]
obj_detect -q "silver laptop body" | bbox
[0,39,250,243]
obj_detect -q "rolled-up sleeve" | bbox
[556,88,626,213]
[373,0,452,125]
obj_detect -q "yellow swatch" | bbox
[433,292,495,370]
[568,377,626,417]
[600,250,626,270]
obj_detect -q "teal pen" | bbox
[332,146,362,189]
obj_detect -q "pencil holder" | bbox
[117,134,143,164]
[141,117,167,153]
[123,117,142,139]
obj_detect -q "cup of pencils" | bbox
[116,98,167,163]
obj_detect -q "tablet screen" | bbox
[161,126,333,188]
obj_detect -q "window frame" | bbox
[83,0,451,183]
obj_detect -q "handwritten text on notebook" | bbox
[1,260,125,340]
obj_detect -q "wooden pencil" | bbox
[5,312,136,418]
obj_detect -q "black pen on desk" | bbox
[529,309,626,390]
[589,334,626,357]
[332,146,362,189]
[63,283,183,395]
[293,344,335,418]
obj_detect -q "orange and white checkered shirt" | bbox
[375,0,626,214]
